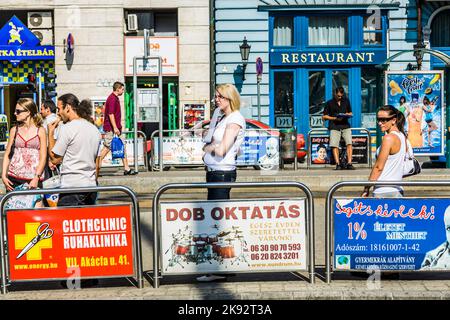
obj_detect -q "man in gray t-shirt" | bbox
[48,94,101,206]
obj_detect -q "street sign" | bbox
[256,57,263,82]
[275,115,293,128]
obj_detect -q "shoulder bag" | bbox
[403,137,421,178]
[8,125,18,160]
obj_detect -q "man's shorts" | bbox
[103,131,126,150]
[329,128,352,148]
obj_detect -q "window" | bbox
[273,16,293,46]
[308,16,348,46]
[361,67,377,114]
[363,15,383,45]
[431,9,450,47]
[274,72,294,115]
[125,10,177,35]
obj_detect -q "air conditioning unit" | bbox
[28,11,52,29]
[30,29,53,45]
[127,14,138,32]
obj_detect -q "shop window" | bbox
[274,72,294,115]
[308,16,348,46]
[431,9,450,47]
[125,10,177,35]
[363,16,383,45]
[273,16,293,47]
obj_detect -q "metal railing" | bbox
[307,128,372,169]
[147,181,315,288]
[0,185,144,294]
[325,180,450,284]
[150,128,297,171]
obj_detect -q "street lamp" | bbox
[239,37,251,81]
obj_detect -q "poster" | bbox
[183,104,205,130]
[236,135,280,170]
[334,198,450,271]
[153,136,205,165]
[160,199,307,274]
[309,135,369,165]
[92,99,106,133]
[385,71,444,156]
[7,205,134,281]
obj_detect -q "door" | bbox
[271,70,295,129]
[308,69,349,130]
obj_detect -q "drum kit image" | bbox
[165,225,250,271]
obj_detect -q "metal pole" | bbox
[257,79,261,122]
[445,67,450,168]
[133,57,139,173]
[158,57,163,173]
[37,70,42,108]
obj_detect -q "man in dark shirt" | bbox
[96,81,137,176]
[322,87,354,170]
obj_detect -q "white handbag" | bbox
[42,168,61,207]
[403,138,421,178]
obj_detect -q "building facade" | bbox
[214,0,450,137]
[0,0,210,136]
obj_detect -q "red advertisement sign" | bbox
[7,205,134,281]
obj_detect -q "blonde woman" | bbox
[198,83,245,282]
[2,98,47,193]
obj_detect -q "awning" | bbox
[258,0,401,11]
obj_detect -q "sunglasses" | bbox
[377,116,395,123]
[14,109,28,115]
[215,93,227,100]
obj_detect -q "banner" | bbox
[161,199,307,274]
[385,71,444,156]
[153,132,280,168]
[183,104,205,130]
[334,198,450,271]
[309,135,369,165]
[7,205,134,281]
[92,99,106,133]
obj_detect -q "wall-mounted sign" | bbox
[385,71,444,156]
[66,33,74,54]
[0,16,55,66]
[124,37,178,76]
[183,104,205,130]
[270,50,386,66]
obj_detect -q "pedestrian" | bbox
[40,99,61,180]
[361,105,407,198]
[197,83,245,282]
[322,87,354,170]
[2,98,47,203]
[47,94,101,207]
[96,81,137,176]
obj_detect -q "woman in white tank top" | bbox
[362,105,407,198]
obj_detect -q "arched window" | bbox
[431,9,450,47]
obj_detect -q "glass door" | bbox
[273,71,295,128]
[308,69,349,129]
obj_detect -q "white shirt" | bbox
[52,119,101,188]
[203,111,246,171]
[373,131,406,195]
[43,113,62,139]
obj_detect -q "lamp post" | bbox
[239,37,251,81]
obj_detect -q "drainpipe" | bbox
[209,0,216,118]
[415,0,424,70]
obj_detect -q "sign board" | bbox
[124,36,178,76]
[275,115,293,129]
[101,137,145,167]
[334,198,450,271]
[160,199,307,274]
[153,131,280,169]
[385,71,444,156]
[309,115,324,128]
[7,205,134,281]
[137,88,159,123]
[309,135,369,165]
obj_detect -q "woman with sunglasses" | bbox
[362,105,407,198]
[2,98,47,196]
[197,83,245,282]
